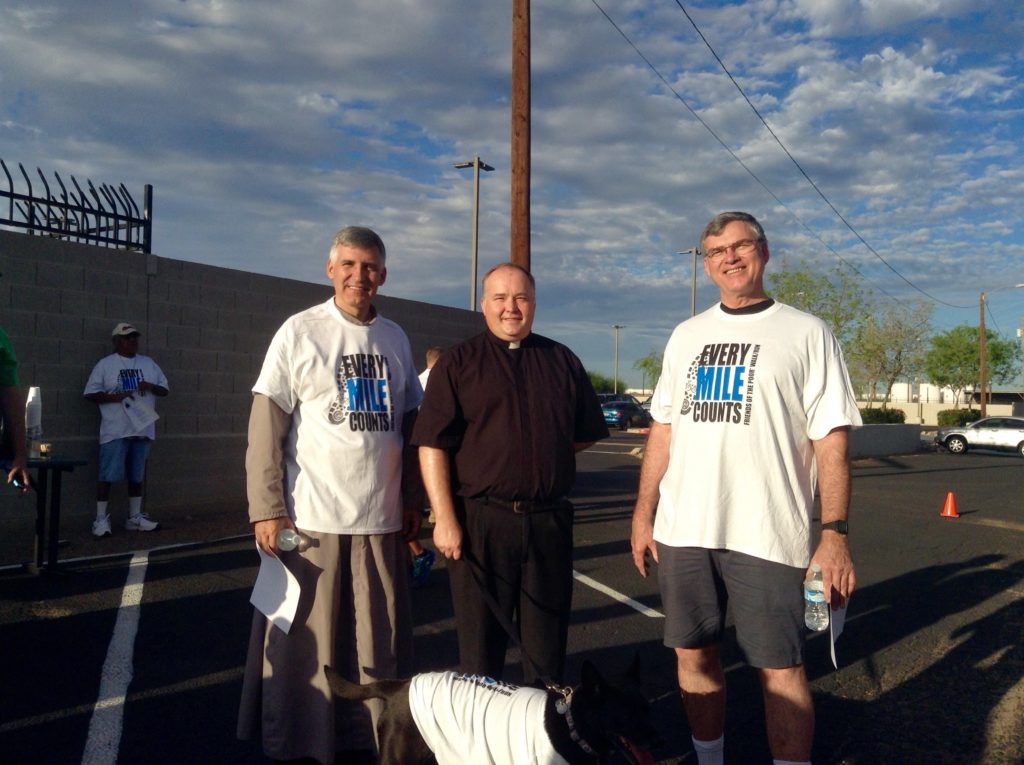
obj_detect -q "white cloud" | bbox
[0,0,1021,377]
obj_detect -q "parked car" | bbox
[597,393,644,407]
[934,416,1024,457]
[602,401,651,431]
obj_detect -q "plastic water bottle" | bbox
[277,528,311,552]
[804,564,829,631]
[26,424,43,459]
[25,387,43,458]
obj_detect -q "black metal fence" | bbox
[0,159,152,253]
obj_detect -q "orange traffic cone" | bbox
[940,492,959,519]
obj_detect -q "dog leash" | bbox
[461,548,549,683]
[460,550,599,757]
[554,688,598,757]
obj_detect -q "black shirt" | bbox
[411,330,608,501]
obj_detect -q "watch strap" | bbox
[821,520,849,535]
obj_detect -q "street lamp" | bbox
[454,157,495,311]
[679,247,700,317]
[612,324,625,393]
[979,292,987,417]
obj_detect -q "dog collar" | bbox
[549,684,597,757]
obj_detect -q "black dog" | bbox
[325,660,657,765]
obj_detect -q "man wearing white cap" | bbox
[84,322,169,537]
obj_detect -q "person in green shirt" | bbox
[0,328,30,493]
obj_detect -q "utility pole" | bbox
[454,157,495,310]
[680,247,700,317]
[979,292,987,417]
[510,0,530,272]
[1015,317,1024,395]
[612,324,625,393]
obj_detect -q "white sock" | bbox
[128,496,143,517]
[693,735,725,765]
[774,760,811,765]
[96,501,109,520]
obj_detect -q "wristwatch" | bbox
[820,520,849,535]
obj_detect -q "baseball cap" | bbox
[111,322,141,337]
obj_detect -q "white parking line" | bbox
[573,570,664,618]
[81,551,149,765]
[0,668,244,735]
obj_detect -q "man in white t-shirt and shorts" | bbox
[630,212,861,765]
[237,226,423,765]
[84,323,169,537]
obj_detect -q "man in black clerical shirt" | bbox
[412,262,608,683]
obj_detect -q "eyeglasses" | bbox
[703,238,762,261]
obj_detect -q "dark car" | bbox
[602,401,651,431]
[934,416,1024,457]
[597,393,644,407]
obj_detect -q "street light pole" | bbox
[979,292,987,417]
[679,247,700,317]
[612,324,625,393]
[455,157,495,311]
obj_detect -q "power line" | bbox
[666,0,970,309]
[586,0,894,300]
[589,0,970,309]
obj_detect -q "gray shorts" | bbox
[656,544,805,668]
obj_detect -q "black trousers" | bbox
[448,496,575,684]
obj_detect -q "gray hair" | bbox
[700,212,766,250]
[329,226,386,263]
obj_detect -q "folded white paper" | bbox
[249,544,302,634]
[122,394,159,432]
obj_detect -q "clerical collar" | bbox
[720,299,774,316]
[486,330,531,349]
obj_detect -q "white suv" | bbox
[935,416,1024,458]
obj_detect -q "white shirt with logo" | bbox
[650,302,861,567]
[84,353,169,443]
[408,672,565,765]
[253,298,422,534]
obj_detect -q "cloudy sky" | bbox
[2,0,1022,384]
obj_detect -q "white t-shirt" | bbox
[253,299,422,534]
[83,353,169,444]
[418,367,431,390]
[650,302,861,567]
[408,672,565,765]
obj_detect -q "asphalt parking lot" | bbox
[0,439,1021,764]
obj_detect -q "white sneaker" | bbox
[125,513,159,532]
[92,514,112,538]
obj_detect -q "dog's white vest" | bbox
[408,672,568,765]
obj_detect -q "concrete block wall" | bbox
[0,230,481,541]
[848,424,926,458]
[863,401,1019,426]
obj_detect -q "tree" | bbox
[847,301,933,405]
[924,325,1018,408]
[768,263,870,348]
[632,350,663,392]
[587,371,625,393]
